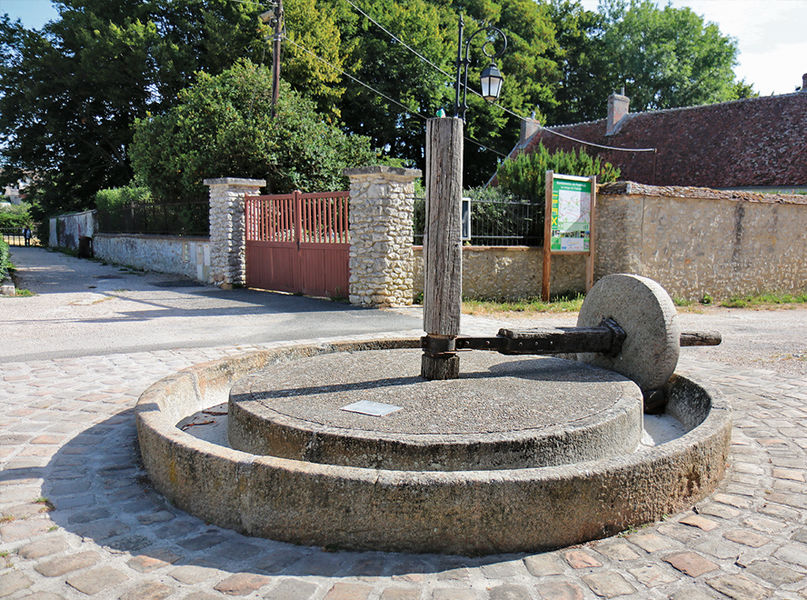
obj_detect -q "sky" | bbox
[1,0,806,96]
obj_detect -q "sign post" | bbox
[541,171,597,301]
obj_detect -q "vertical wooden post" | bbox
[586,175,597,292]
[422,117,463,380]
[541,170,554,301]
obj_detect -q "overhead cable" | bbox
[540,127,656,153]
[282,35,508,158]
[343,0,656,155]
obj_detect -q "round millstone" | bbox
[228,349,643,471]
[577,273,680,392]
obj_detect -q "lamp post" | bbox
[421,16,507,380]
[453,14,507,121]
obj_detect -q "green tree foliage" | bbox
[129,60,377,203]
[326,0,561,186]
[0,0,759,219]
[602,0,749,111]
[0,237,11,280]
[94,185,152,214]
[0,0,272,219]
[543,0,756,124]
[496,143,620,203]
[0,203,34,229]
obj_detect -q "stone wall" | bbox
[596,182,807,300]
[413,246,586,300]
[94,234,211,282]
[345,166,421,306]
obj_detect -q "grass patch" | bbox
[34,497,55,511]
[463,293,584,316]
[12,288,34,297]
[721,291,807,309]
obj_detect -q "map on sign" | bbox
[550,175,592,252]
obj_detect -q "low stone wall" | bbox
[94,234,211,282]
[597,183,807,300]
[413,246,586,300]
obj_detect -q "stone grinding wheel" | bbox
[577,273,680,393]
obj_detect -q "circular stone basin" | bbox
[135,339,732,555]
[228,350,644,470]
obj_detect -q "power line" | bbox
[342,0,453,81]
[282,35,507,158]
[342,0,656,155]
[342,1,523,120]
[540,127,656,153]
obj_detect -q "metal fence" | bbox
[1,227,33,247]
[413,197,543,246]
[96,201,209,236]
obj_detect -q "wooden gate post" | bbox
[422,117,463,380]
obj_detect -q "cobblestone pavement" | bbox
[2,324,807,599]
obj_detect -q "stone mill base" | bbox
[135,339,731,555]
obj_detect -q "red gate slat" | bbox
[246,190,350,296]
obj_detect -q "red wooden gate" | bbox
[245,191,350,297]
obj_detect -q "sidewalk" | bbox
[1,250,806,599]
[1,248,422,362]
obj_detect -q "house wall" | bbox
[50,210,96,250]
[596,183,807,300]
[413,246,586,300]
[93,234,211,283]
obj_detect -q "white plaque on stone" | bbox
[340,400,402,417]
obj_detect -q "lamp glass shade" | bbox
[480,63,503,102]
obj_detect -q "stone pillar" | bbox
[204,177,265,288]
[344,166,422,307]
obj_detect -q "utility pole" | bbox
[261,0,284,117]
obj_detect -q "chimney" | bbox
[606,92,630,136]
[802,73,807,92]
[520,113,540,144]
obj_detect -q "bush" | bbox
[130,59,378,203]
[94,185,151,213]
[495,143,621,203]
[0,202,34,229]
[0,237,11,280]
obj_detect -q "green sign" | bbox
[549,174,592,252]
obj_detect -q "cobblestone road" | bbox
[1,250,806,599]
[2,336,806,600]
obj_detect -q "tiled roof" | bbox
[519,93,807,187]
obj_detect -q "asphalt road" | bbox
[3,246,805,376]
[1,247,423,362]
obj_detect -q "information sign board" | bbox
[541,171,597,301]
[549,175,592,252]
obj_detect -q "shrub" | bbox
[0,237,11,280]
[495,143,621,203]
[94,185,151,213]
[130,59,377,203]
[0,202,34,229]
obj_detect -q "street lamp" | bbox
[453,14,507,121]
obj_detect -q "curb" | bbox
[0,277,15,296]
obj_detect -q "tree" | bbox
[130,60,377,203]
[496,143,620,203]
[603,0,746,111]
[0,0,276,220]
[328,0,561,186]
[543,0,756,125]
